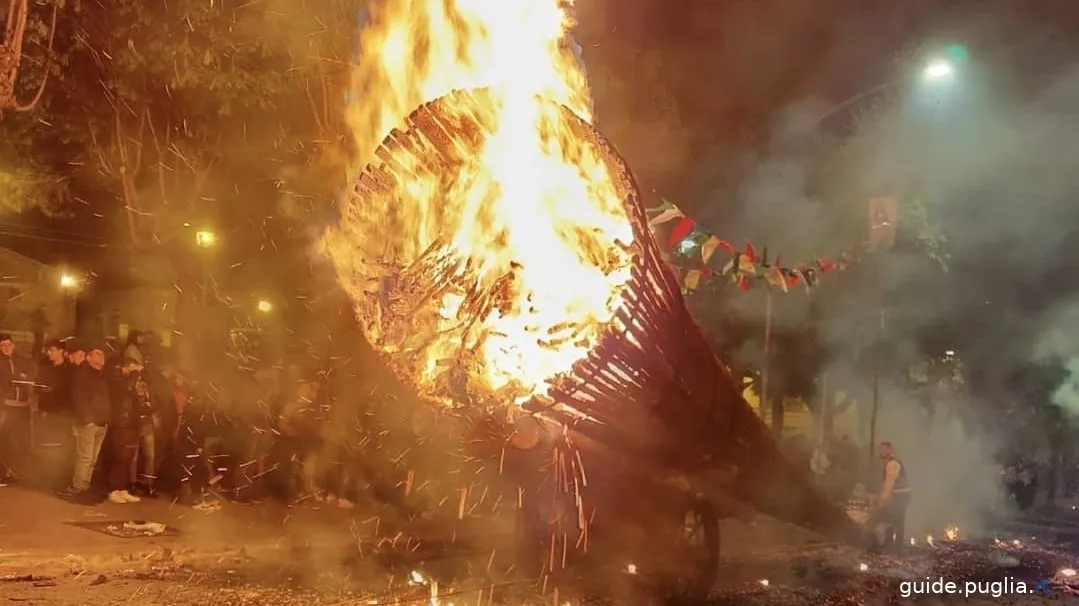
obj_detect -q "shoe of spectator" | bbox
[108,490,141,504]
[70,490,102,505]
[134,483,158,499]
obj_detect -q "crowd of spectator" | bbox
[0,330,363,509]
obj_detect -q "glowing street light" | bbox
[257,299,273,313]
[59,273,78,290]
[195,230,217,248]
[922,59,955,81]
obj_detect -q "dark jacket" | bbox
[0,353,34,406]
[110,367,154,429]
[36,360,70,414]
[71,364,111,425]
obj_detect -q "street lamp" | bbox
[817,57,960,125]
[923,59,954,81]
[195,230,217,248]
[257,299,273,313]
[59,273,78,290]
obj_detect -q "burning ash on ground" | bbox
[5,526,1079,604]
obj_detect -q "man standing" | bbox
[106,358,144,503]
[0,334,35,483]
[67,345,110,502]
[36,340,71,490]
[872,441,912,551]
[128,353,159,498]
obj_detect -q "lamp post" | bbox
[57,272,79,342]
[816,58,958,126]
[59,273,77,290]
[195,230,216,307]
[816,56,960,463]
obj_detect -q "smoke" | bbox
[665,7,1079,538]
[1033,300,1079,418]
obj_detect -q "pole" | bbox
[761,289,775,435]
[819,372,828,445]
[201,259,209,308]
[867,307,885,460]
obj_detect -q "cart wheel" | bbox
[674,496,721,598]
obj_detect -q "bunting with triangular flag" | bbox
[647,200,873,294]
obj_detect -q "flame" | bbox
[944,524,959,541]
[325,0,635,407]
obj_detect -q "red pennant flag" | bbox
[745,241,758,262]
[667,216,697,249]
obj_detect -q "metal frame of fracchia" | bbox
[347,88,861,593]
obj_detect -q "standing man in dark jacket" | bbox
[0,333,35,483]
[106,359,144,504]
[37,340,69,413]
[36,340,72,490]
[66,345,110,501]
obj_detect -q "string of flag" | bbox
[646,199,889,293]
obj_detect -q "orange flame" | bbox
[323,1,635,406]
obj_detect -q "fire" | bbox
[325,0,635,406]
[944,525,959,541]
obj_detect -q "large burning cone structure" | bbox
[325,88,861,590]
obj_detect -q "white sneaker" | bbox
[108,490,140,504]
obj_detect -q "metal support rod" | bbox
[867,307,885,460]
[762,289,774,433]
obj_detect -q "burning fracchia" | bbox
[322,0,631,411]
[324,0,850,538]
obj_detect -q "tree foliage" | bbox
[1,0,359,368]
